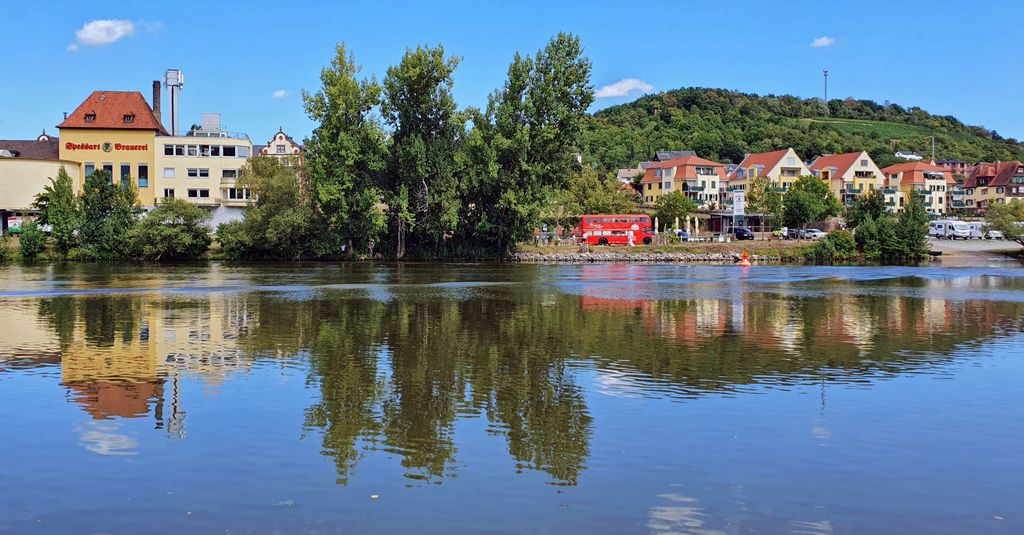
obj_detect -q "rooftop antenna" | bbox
[164,69,184,136]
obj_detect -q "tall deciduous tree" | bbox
[381,44,463,257]
[783,175,842,230]
[303,43,388,257]
[461,33,593,254]
[79,170,140,259]
[746,176,784,231]
[41,166,78,258]
[845,189,887,228]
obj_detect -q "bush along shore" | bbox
[515,250,778,263]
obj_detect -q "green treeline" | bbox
[26,167,211,261]
[222,34,597,260]
[583,87,1024,171]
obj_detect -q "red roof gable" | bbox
[728,149,790,179]
[641,155,725,183]
[57,91,167,134]
[880,161,948,186]
[809,152,863,177]
[963,161,1023,188]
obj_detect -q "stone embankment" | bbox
[513,251,783,263]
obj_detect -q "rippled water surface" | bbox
[1,262,1022,534]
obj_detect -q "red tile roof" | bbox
[880,161,948,185]
[641,155,725,183]
[728,149,790,179]
[57,91,167,134]
[809,152,863,177]
[963,161,1023,188]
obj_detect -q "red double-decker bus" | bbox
[578,214,654,245]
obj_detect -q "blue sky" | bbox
[2,0,1022,145]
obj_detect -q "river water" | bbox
[0,262,1021,534]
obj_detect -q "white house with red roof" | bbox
[725,148,811,194]
[639,155,726,208]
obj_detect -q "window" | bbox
[210,146,221,157]
[123,114,135,124]
[164,145,175,156]
[222,146,237,157]
[187,189,210,198]
[85,113,96,123]
[861,159,868,167]
[102,164,113,182]
[120,164,132,184]
[238,146,250,157]
[175,145,185,156]
[786,156,796,166]
[222,169,238,179]
[226,188,250,200]
[84,163,95,176]
[200,145,211,157]
[996,186,1005,194]
[276,144,286,154]
[163,188,174,199]
[187,168,210,178]
[138,163,149,188]
[164,167,175,178]
[187,145,198,156]
[782,169,798,177]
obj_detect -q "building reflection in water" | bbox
[0,268,1021,487]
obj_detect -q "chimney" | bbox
[152,80,162,128]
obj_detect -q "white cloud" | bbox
[74,19,136,46]
[66,43,79,52]
[272,89,289,99]
[811,36,836,48]
[594,78,654,99]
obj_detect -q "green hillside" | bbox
[582,87,1024,172]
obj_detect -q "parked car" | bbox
[726,227,755,240]
[801,229,827,239]
[984,229,1004,240]
[785,228,801,240]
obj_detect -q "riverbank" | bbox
[514,241,810,263]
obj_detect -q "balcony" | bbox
[882,187,897,194]
[844,187,863,195]
[686,186,705,192]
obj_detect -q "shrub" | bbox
[19,221,46,261]
[0,234,13,263]
[132,199,212,260]
[807,229,857,263]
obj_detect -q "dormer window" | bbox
[123,114,135,124]
[84,113,96,123]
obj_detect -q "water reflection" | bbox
[0,264,1022,492]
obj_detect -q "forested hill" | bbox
[582,87,1024,171]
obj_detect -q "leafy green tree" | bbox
[302,43,388,257]
[877,215,905,259]
[983,201,1024,247]
[19,221,46,260]
[36,166,78,258]
[224,157,315,259]
[131,198,211,260]
[747,176,784,231]
[78,170,140,259]
[381,44,462,257]
[460,33,593,255]
[845,189,887,228]
[783,175,842,230]
[854,214,881,259]
[898,192,931,258]
[654,191,697,229]
[565,167,637,216]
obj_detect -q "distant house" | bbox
[655,150,697,161]
[880,161,951,214]
[615,167,644,183]
[894,151,923,161]
[936,159,973,178]
[808,151,885,205]
[725,148,811,194]
[256,128,305,166]
[639,154,726,208]
[962,161,1024,211]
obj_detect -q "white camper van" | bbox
[965,221,1004,239]
[929,220,971,239]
